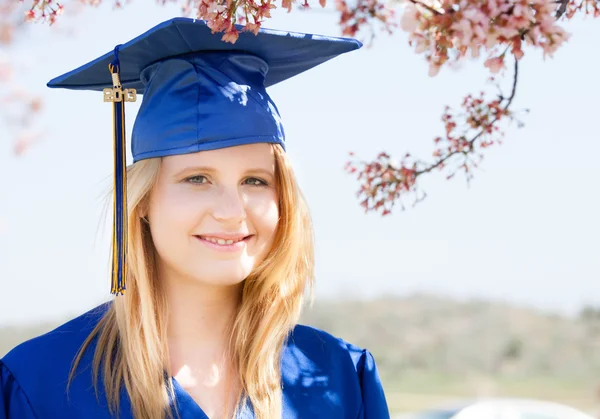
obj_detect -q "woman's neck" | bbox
[165,277,242,364]
[162,269,243,418]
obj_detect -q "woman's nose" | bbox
[211,186,247,223]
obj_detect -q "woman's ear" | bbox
[136,200,150,224]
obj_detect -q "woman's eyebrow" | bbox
[173,166,216,178]
[173,166,275,178]
[245,168,275,177]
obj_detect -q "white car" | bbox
[409,398,595,419]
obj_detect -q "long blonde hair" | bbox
[69,144,315,419]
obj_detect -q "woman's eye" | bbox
[185,175,208,184]
[244,177,267,186]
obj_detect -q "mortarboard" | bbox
[47,18,362,296]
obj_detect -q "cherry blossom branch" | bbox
[421,58,518,177]
[344,55,526,215]
[342,0,598,215]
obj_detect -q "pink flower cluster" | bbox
[2,90,44,155]
[0,1,17,45]
[345,152,420,215]
[433,92,510,179]
[346,85,517,214]
[22,0,63,24]
[399,0,572,76]
[157,0,278,43]
[335,0,397,40]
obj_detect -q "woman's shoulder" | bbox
[1,303,113,418]
[286,323,380,381]
[1,302,110,385]
[289,323,370,367]
[284,324,390,418]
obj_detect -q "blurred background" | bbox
[1,1,599,417]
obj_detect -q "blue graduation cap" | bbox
[47,18,362,295]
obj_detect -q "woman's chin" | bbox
[188,268,253,288]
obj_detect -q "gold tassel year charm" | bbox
[103,46,137,295]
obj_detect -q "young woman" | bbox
[0,18,390,419]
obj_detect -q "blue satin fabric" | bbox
[131,52,285,162]
[47,18,362,92]
[46,18,362,162]
[1,304,390,418]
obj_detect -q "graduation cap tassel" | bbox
[104,46,137,295]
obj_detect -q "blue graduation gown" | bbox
[1,304,390,418]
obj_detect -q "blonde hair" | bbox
[68,144,315,419]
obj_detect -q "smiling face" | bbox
[146,143,280,288]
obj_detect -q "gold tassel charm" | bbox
[104,47,136,295]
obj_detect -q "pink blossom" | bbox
[410,34,429,54]
[13,132,42,156]
[0,24,14,45]
[257,2,276,18]
[282,0,293,12]
[398,0,574,75]
[511,38,524,59]
[221,27,239,43]
[484,56,504,73]
[428,62,441,76]
[24,10,35,22]
[206,1,226,15]
[400,3,419,32]
[243,22,261,35]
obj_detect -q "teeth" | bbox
[202,237,238,245]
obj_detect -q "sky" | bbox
[0,1,598,326]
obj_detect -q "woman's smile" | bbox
[193,234,254,252]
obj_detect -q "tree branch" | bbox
[555,0,571,19]
[345,55,521,214]
[408,0,444,16]
[414,57,518,177]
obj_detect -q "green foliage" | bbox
[300,294,600,380]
